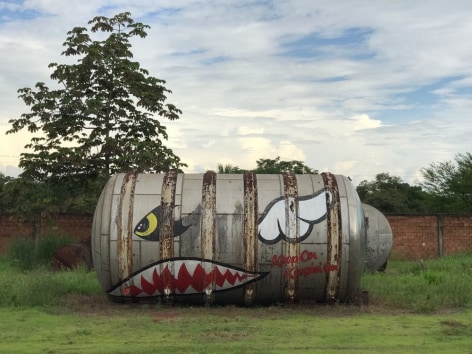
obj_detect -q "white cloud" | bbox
[1,1,471,187]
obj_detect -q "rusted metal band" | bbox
[283,172,300,302]
[159,170,177,260]
[117,172,138,295]
[201,171,217,301]
[243,172,258,305]
[321,172,342,301]
[159,170,178,294]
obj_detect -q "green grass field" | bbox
[0,250,471,353]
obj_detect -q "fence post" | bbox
[437,214,444,257]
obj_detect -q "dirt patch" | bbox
[52,293,407,319]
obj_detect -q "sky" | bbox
[1,1,471,186]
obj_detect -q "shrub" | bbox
[7,234,75,270]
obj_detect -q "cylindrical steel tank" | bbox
[363,203,393,272]
[92,171,366,305]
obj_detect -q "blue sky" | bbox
[1,0,471,185]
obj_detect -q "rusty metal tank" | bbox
[92,171,366,305]
[363,203,393,272]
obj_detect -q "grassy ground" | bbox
[0,249,471,353]
[1,301,471,353]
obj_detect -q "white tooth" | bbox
[137,266,156,285]
[181,260,200,276]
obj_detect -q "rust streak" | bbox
[159,170,177,260]
[243,172,258,305]
[117,172,137,296]
[321,172,342,301]
[159,170,178,295]
[283,172,299,302]
[200,171,217,299]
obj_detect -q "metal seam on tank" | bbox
[243,172,258,305]
[117,172,137,295]
[159,170,177,294]
[283,172,299,302]
[321,172,342,301]
[201,171,217,297]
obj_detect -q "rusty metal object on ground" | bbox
[51,238,93,271]
[92,172,376,305]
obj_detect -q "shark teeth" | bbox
[108,259,265,297]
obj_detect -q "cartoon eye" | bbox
[135,212,158,238]
[134,205,190,241]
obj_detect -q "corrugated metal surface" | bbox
[92,172,371,305]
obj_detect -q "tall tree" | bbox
[217,157,315,174]
[254,157,315,174]
[420,152,472,213]
[356,173,428,214]
[7,12,186,182]
[217,163,245,174]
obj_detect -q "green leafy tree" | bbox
[420,153,472,213]
[217,163,245,174]
[217,157,315,174]
[0,173,14,213]
[7,12,186,182]
[254,157,315,174]
[357,173,428,214]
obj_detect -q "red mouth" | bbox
[108,258,267,297]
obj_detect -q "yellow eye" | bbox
[135,213,158,237]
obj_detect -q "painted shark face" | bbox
[108,258,269,297]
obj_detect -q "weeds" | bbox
[361,252,472,312]
[7,234,75,270]
[1,245,471,313]
[0,257,101,307]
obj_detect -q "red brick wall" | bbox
[442,216,472,256]
[1,213,471,259]
[0,214,93,253]
[387,215,472,260]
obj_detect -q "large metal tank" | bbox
[363,203,393,272]
[92,171,366,305]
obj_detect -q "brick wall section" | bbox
[0,214,93,253]
[443,216,472,255]
[1,213,471,259]
[387,215,440,260]
[386,215,472,260]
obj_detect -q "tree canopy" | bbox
[217,157,315,174]
[7,12,186,182]
[420,152,472,213]
[356,173,428,214]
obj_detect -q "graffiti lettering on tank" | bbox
[284,262,339,279]
[271,250,318,268]
[271,251,338,280]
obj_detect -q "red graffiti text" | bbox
[284,262,339,279]
[271,250,318,268]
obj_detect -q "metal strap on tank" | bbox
[201,171,217,304]
[321,172,342,301]
[159,170,178,296]
[243,172,258,305]
[117,172,138,296]
[282,172,300,302]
